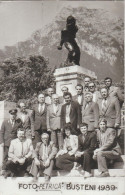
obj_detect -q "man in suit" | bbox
[82,92,99,131]
[45,87,54,105]
[59,86,69,104]
[32,93,47,147]
[0,109,22,171]
[47,94,63,149]
[61,92,82,135]
[73,84,84,106]
[88,82,101,103]
[30,133,57,182]
[17,102,34,138]
[97,87,121,128]
[104,77,124,107]
[5,128,33,177]
[75,123,97,177]
[93,119,122,177]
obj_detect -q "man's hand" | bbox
[47,128,51,132]
[57,45,62,50]
[44,159,50,167]
[18,158,25,165]
[56,150,66,158]
[75,151,84,157]
[0,143,4,147]
[13,157,19,163]
[35,158,40,166]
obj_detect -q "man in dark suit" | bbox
[73,84,84,106]
[47,94,63,149]
[97,87,121,128]
[61,92,82,135]
[0,109,22,171]
[82,92,99,131]
[75,123,97,177]
[30,133,57,182]
[104,77,124,107]
[32,93,47,147]
[17,101,34,138]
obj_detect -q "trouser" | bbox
[2,146,9,170]
[6,158,33,176]
[75,151,93,173]
[96,151,120,173]
[56,153,75,171]
[30,159,54,177]
[51,130,63,149]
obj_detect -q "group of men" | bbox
[0,76,124,181]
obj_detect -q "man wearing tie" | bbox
[61,92,82,135]
[0,109,22,173]
[73,84,84,106]
[30,133,57,182]
[82,92,99,132]
[32,94,47,147]
[47,94,63,149]
[97,87,121,128]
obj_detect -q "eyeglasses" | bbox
[89,86,95,88]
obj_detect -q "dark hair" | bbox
[104,77,112,83]
[80,123,88,128]
[75,84,83,90]
[100,85,108,91]
[99,118,107,125]
[63,92,72,98]
[17,128,25,133]
[64,123,72,131]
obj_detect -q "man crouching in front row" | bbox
[30,133,57,182]
[5,128,33,178]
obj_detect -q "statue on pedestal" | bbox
[57,16,80,66]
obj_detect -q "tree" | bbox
[0,55,55,105]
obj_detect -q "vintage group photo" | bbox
[0,1,124,194]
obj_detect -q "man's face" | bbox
[88,83,95,93]
[38,94,45,103]
[48,88,54,97]
[64,95,71,104]
[20,102,26,112]
[101,88,108,99]
[10,113,16,120]
[41,135,49,145]
[104,79,112,88]
[99,122,106,132]
[85,93,93,103]
[80,126,88,135]
[62,87,68,94]
[84,77,90,87]
[65,129,71,137]
[76,86,83,95]
[17,131,25,141]
[52,95,59,104]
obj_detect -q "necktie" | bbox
[102,99,107,114]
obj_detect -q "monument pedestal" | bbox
[54,65,97,96]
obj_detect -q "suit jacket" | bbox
[17,110,34,135]
[82,101,99,131]
[91,91,101,103]
[63,135,78,155]
[61,101,82,134]
[32,103,47,131]
[96,128,122,154]
[0,119,22,146]
[108,86,124,105]
[72,94,84,106]
[78,132,97,154]
[59,96,65,105]
[97,96,121,127]
[47,104,62,130]
[33,141,57,160]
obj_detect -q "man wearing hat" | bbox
[0,109,22,173]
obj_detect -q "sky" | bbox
[0,1,124,49]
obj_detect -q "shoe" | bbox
[3,171,11,179]
[44,174,50,182]
[97,172,110,177]
[84,171,92,178]
[24,172,31,177]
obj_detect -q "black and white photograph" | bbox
[0,1,124,195]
